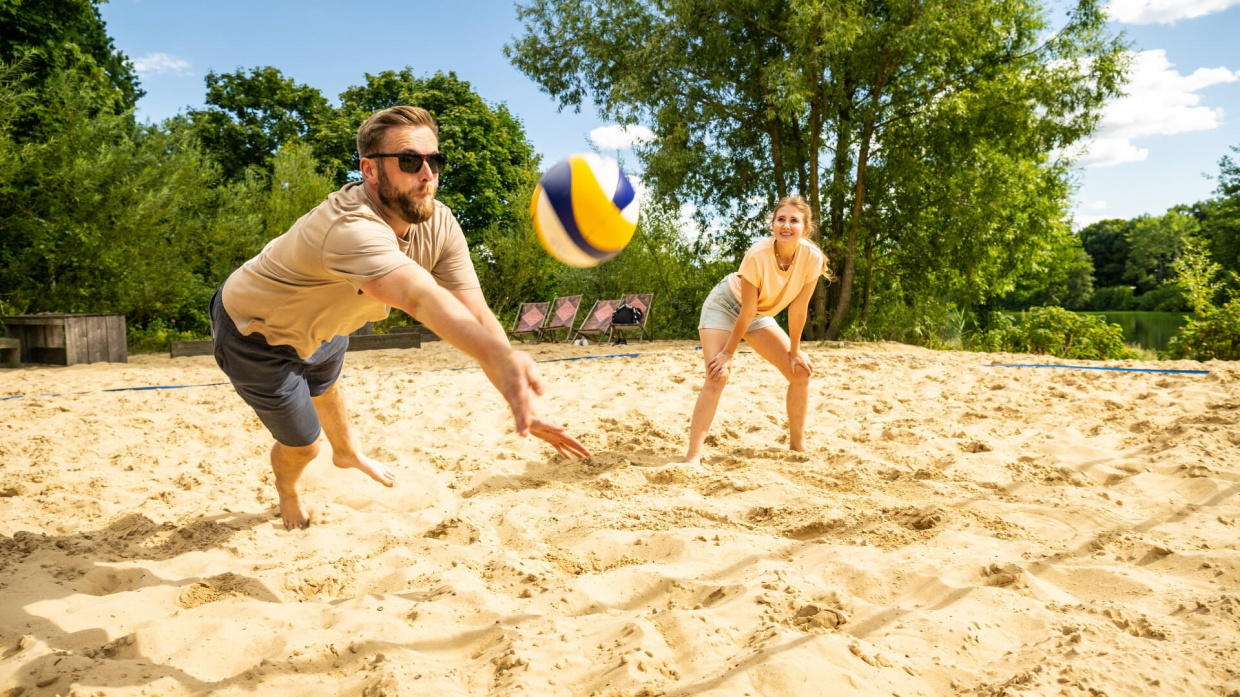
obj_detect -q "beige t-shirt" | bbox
[222,181,479,358]
[727,237,828,316]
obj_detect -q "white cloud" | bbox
[1071,213,1111,229]
[1077,50,1239,168]
[1106,0,1240,24]
[131,52,192,77]
[589,124,656,151]
[1086,199,1108,210]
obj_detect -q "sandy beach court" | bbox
[2,341,1238,696]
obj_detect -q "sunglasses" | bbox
[365,151,447,175]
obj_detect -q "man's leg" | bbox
[271,440,318,530]
[311,382,396,487]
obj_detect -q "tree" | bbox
[1079,218,1133,289]
[188,67,333,181]
[507,0,1127,339]
[1125,210,1196,294]
[0,0,141,139]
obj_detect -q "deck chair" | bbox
[570,299,621,344]
[540,295,582,343]
[611,293,654,342]
[508,301,549,343]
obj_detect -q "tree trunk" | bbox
[860,234,873,327]
[825,119,874,340]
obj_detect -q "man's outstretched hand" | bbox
[529,418,592,460]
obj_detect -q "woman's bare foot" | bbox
[683,452,703,467]
[333,454,396,487]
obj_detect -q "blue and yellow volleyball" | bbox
[531,153,640,267]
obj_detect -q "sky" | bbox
[97,0,1240,229]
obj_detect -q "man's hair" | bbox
[356,106,438,158]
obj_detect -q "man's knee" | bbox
[276,439,320,463]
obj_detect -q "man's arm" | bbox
[450,286,592,461]
[361,265,538,435]
[450,287,509,345]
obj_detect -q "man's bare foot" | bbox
[276,491,310,530]
[333,454,397,487]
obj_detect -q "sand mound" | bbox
[2,341,1238,695]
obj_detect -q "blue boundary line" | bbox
[2,351,1208,402]
[0,352,646,401]
[987,363,1209,375]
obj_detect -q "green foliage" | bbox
[329,69,539,242]
[266,143,337,238]
[1079,218,1132,289]
[999,229,1094,310]
[1162,301,1240,361]
[552,201,732,339]
[126,318,204,354]
[1132,284,1187,312]
[188,67,333,181]
[1087,285,1136,311]
[967,306,1136,360]
[0,0,141,141]
[841,292,964,349]
[507,0,1128,338]
[0,65,219,328]
[472,169,560,324]
[1125,210,1197,294]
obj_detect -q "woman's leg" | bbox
[743,325,810,451]
[684,328,733,465]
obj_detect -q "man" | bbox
[211,106,590,530]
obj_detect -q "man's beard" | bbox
[376,165,436,224]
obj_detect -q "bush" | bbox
[967,306,1136,360]
[126,318,205,354]
[1087,285,1136,311]
[1161,301,1240,361]
[1133,284,1188,312]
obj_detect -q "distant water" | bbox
[1080,312,1190,352]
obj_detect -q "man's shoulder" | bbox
[409,200,462,239]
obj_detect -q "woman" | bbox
[684,196,830,466]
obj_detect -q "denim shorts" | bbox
[210,288,348,447]
[698,279,779,333]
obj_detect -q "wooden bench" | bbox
[0,337,19,368]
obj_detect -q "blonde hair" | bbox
[773,195,834,282]
[356,106,438,158]
[771,195,817,237]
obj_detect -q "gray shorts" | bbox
[698,279,779,333]
[210,288,347,447]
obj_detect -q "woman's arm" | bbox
[708,278,759,381]
[786,279,818,376]
[787,278,818,354]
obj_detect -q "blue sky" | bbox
[98,0,1240,228]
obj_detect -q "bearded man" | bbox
[211,106,589,530]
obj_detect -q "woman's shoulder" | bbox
[797,238,825,257]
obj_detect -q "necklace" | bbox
[774,243,796,271]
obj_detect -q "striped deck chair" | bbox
[571,299,621,344]
[611,293,654,342]
[507,301,549,343]
[540,295,582,343]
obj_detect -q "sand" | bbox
[1,340,1238,696]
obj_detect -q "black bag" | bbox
[612,303,643,326]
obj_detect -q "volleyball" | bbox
[531,153,640,267]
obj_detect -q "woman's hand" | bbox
[790,349,813,377]
[708,351,732,381]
